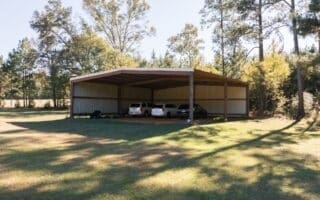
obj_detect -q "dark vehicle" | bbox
[177,104,208,118]
[90,110,102,119]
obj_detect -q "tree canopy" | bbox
[167,24,204,68]
[0,0,319,117]
[83,0,155,53]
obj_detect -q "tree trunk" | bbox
[257,0,265,115]
[258,0,264,62]
[52,82,57,108]
[318,31,320,54]
[219,0,225,76]
[23,69,26,108]
[291,0,305,119]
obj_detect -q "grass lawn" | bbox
[0,109,319,200]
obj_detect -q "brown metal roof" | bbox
[70,68,247,89]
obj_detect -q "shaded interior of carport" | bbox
[70,69,248,122]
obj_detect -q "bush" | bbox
[242,47,290,114]
[28,100,35,108]
[44,101,51,109]
[284,92,314,119]
[14,101,21,108]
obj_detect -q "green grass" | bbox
[0,109,319,200]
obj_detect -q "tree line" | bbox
[0,0,319,119]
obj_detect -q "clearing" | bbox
[0,109,319,200]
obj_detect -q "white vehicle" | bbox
[128,102,152,116]
[151,104,178,117]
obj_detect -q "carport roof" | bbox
[70,68,247,89]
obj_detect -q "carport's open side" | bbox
[70,68,249,122]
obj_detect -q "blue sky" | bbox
[0,0,316,61]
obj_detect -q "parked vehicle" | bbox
[151,104,178,117]
[90,110,102,119]
[177,104,208,118]
[128,102,152,116]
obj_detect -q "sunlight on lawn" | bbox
[0,110,319,199]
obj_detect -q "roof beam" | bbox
[124,77,188,86]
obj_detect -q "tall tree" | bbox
[235,0,284,113]
[83,0,155,53]
[150,49,157,67]
[242,43,290,112]
[235,0,287,61]
[201,0,237,76]
[15,38,38,107]
[2,50,22,102]
[162,50,175,68]
[167,24,204,68]
[30,0,75,108]
[64,30,137,74]
[280,0,306,118]
[298,0,320,53]
[0,56,8,101]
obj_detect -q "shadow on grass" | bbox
[0,118,319,199]
[10,119,188,141]
[0,108,68,118]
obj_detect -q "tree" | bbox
[201,0,238,76]
[83,0,155,53]
[14,38,38,107]
[30,0,75,108]
[2,50,22,102]
[242,44,290,112]
[279,0,307,119]
[64,31,137,74]
[298,0,320,53]
[234,0,282,62]
[234,0,285,114]
[162,50,175,68]
[167,24,204,68]
[0,56,8,101]
[150,49,157,67]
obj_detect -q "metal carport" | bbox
[70,68,248,123]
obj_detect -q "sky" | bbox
[0,0,316,61]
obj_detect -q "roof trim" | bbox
[70,68,194,83]
[70,67,247,86]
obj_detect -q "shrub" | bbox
[14,101,21,108]
[28,100,35,108]
[44,101,51,109]
[284,92,314,119]
[242,46,290,113]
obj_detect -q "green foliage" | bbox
[64,31,137,74]
[2,51,21,99]
[284,50,320,97]
[44,101,52,109]
[83,0,155,53]
[298,0,320,52]
[30,0,75,50]
[30,0,76,107]
[242,47,290,112]
[167,24,204,68]
[137,50,177,68]
[1,38,38,108]
[201,0,246,76]
[0,56,7,99]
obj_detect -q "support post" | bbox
[70,82,74,118]
[117,86,122,116]
[246,84,249,117]
[151,88,154,105]
[224,79,228,120]
[193,83,196,103]
[189,73,194,123]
